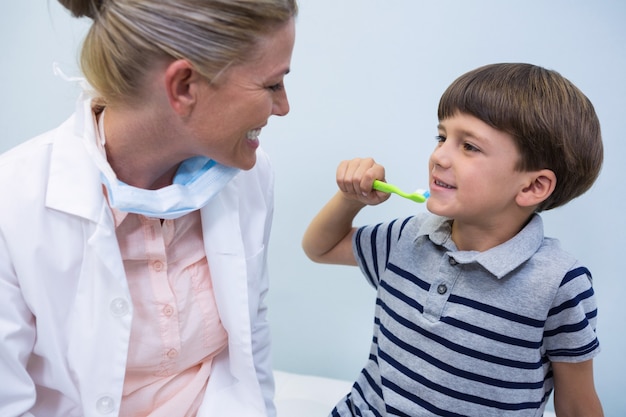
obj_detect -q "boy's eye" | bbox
[435,135,446,143]
[463,142,480,152]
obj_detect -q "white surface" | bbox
[273,370,557,417]
[274,370,351,416]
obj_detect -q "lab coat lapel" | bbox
[200,178,253,380]
[65,203,131,412]
[40,93,131,410]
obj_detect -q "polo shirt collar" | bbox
[416,214,544,279]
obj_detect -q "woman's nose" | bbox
[272,89,290,116]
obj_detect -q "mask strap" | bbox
[97,109,107,147]
[52,62,92,92]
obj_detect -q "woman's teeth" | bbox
[247,129,261,140]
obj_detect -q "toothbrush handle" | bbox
[372,180,399,195]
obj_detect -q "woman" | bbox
[0,0,297,416]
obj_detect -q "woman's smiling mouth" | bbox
[246,128,261,141]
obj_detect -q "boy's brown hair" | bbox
[437,63,603,212]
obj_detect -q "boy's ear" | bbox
[516,169,557,208]
[164,59,200,117]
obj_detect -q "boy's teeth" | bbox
[247,129,261,140]
[436,180,453,189]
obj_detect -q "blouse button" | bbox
[437,284,448,295]
[167,348,179,359]
[448,257,458,266]
[163,305,174,317]
[95,396,115,414]
[153,260,164,272]
[109,298,130,317]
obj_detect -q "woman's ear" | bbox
[516,169,557,208]
[164,59,199,117]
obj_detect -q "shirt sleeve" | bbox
[353,216,414,289]
[544,265,600,363]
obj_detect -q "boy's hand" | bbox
[303,157,387,265]
[337,158,391,206]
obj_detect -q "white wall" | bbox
[2,1,625,415]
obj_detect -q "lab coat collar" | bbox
[45,93,108,223]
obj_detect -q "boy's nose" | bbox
[430,143,452,169]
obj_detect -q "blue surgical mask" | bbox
[100,156,239,219]
[86,108,239,219]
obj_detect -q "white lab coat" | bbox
[0,95,276,417]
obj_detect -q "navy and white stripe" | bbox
[332,214,600,416]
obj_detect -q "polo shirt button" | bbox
[95,396,115,414]
[449,257,458,266]
[437,284,448,295]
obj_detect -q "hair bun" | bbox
[58,0,104,19]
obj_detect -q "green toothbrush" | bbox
[372,180,429,203]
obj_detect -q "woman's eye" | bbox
[267,82,284,92]
[435,135,446,143]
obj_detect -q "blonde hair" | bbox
[59,0,298,103]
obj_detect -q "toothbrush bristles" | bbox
[415,189,430,198]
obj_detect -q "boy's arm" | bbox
[552,359,603,417]
[302,191,364,265]
[302,158,389,265]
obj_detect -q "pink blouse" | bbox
[112,208,228,416]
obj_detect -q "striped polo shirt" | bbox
[332,213,600,417]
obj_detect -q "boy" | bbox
[302,63,603,416]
